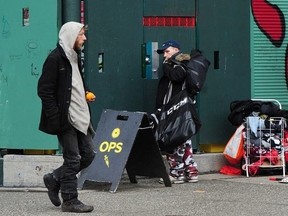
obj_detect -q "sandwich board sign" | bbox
[78,109,171,193]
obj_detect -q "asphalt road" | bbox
[0,173,288,216]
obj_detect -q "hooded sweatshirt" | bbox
[59,21,90,135]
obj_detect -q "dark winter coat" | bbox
[155,52,187,109]
[37,43,87,135]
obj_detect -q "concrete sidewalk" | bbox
[2,153,228,188]
[0,172,286,192]
[1,172,288,216]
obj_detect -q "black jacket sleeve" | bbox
[37,54,61,131]
[162,52,187,82]
[162,62,187,82]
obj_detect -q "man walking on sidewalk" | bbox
[37,21,96,213]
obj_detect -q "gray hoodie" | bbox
[59,21,90,135]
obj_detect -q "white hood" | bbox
[59,21,84,58]
[58,22,90,134]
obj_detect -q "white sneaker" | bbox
[185,175,198,183]
[159,175,185,184]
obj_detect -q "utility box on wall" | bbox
[0,0,60,150]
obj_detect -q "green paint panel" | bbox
[0,0,60,149]
[144,0,195,16]
[197,0,251,144]
[84,0,145,126]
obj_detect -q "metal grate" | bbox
[251,0,288,109]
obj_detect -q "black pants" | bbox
[53,126,95,202]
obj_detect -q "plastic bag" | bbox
[223,125,245,165]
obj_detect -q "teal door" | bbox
[0,0,59,150]
[85,0,197,127]
[84,0,145,126]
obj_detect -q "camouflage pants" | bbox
[166,139,198,178]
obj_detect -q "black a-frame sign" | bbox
[78,109,171,193]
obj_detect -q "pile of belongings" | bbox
[228,99,288,127]
[226,99,288,176]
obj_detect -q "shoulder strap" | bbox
[163,82,173,104]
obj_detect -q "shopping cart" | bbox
[243,99,286,177]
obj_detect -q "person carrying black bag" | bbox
[155,40,198,184]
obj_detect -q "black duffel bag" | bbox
[151,89,201,152]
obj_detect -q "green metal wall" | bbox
[0,0,254,151]
[0,0,60,149]
[251,1,288,109]
[85,0,196,128]
[85,0,251,148]
[197,0,251,144]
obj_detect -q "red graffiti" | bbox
[251,0,285,48]
[285,45,288,88]
[251,0,288,88]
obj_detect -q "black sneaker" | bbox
[43,173,61,207]
[61,199,94,213]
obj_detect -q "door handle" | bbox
[141,42,159,79]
